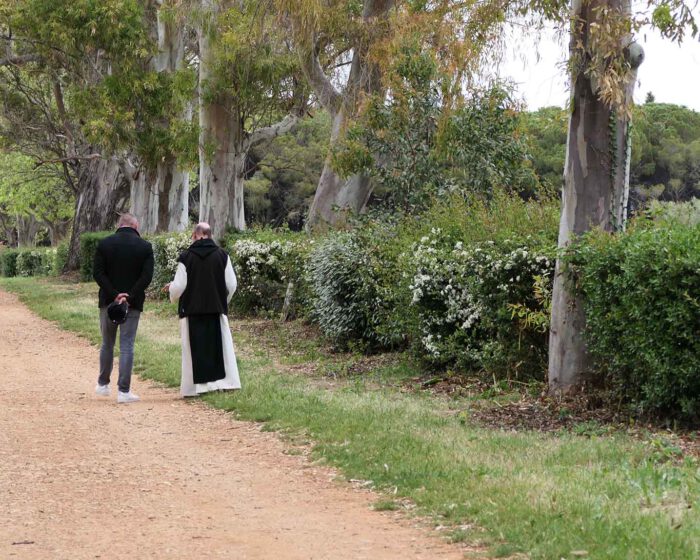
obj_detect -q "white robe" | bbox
[169,257,241,397]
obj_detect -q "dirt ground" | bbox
[0,289,466,560]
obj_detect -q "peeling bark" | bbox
[128,0,189,234]
[66,157,129,270]
[304,0,394,231]
[548,0,643,393]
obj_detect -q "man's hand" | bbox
[162,283,171,294]
[115,293,129,305]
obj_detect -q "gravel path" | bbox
[0,289,464,559]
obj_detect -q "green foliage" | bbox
[53,241,69,275]
[79,231,111,282]
[148,231,192,298]
[0,249,19,277]
[0,151,74,243]
[222,229,309,316]
[645,199,700,226]
[335,50,540,214]
[520,106,568,191]
[566,222,700,422]
[306,233,380,347]
[246,113,331,229]
[16,248,54,277]
[76,68,199,170]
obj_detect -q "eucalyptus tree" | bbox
[547,0,698,392]
[282,0,514,230]
[0,0,150,268]
[197,0,306,240]
[125,0,194,234]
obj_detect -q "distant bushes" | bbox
[79,231,111,281]
[0,249,19,277]
[566,221,700,422]
[0,247,56,277]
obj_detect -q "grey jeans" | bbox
[98,307,141,393]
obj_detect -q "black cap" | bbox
[107,301,129,325]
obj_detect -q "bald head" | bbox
[118,213,139,231]
[193,222,212,240]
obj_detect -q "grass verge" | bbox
[2,277,699,560]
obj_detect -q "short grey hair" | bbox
[118,213,138,228]
[194,222,212,238]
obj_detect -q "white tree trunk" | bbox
[197,2,245,240]
[16,215,40,248]
[303,0,393,231]
[129,0,189,234]
[548,0,642,393]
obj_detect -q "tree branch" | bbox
[298,35,343,114]
[0,53,40,67]
[247,114,300,150]
[33,153,102,168]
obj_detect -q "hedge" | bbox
[0,249,19,277]
[566,222,700,422]
[79,231,112,281]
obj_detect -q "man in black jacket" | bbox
[93,213,154,403]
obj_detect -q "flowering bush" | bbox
[410,229,555,378]
[226,235,308,315]
[149,232,192,297]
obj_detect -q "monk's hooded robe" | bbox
[168,238,241,396]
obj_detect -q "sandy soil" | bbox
[0,289,465,560]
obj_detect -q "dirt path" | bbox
[0,289,465,560]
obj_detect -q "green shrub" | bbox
[410,231,555,379]
[0,248,19,277]
[224,230,310,316]
[53,242,69,275]
[305,228,407,349]
[15,248,54,277]
[566,222,700,422]
[149,232,192,297]
[79,231,111,281]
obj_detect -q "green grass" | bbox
[3,276,700,560]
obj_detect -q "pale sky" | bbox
[499,25,700,111]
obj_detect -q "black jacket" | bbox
[177,238,229,318]
[93,227,154,311]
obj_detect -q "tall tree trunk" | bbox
[16,215,40,247]
[66,157,128,270]
[548,0,643,393]
[303,0,393,231]
[129,0,189,234]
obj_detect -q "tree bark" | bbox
[16,215,40,247]
[198,0,300,240]
[66,157,129,270]
[304,0,393,231]
[128,0,189,234]
[548,0,643,393]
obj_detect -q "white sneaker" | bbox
[117,391,140,404]
[95,383,110,397]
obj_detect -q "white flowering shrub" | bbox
[410,229,555,378]
[149,232,192,297]
[226,234,308,315]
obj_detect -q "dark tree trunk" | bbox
[66,158,129,271]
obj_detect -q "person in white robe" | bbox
[167,223,241,397]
